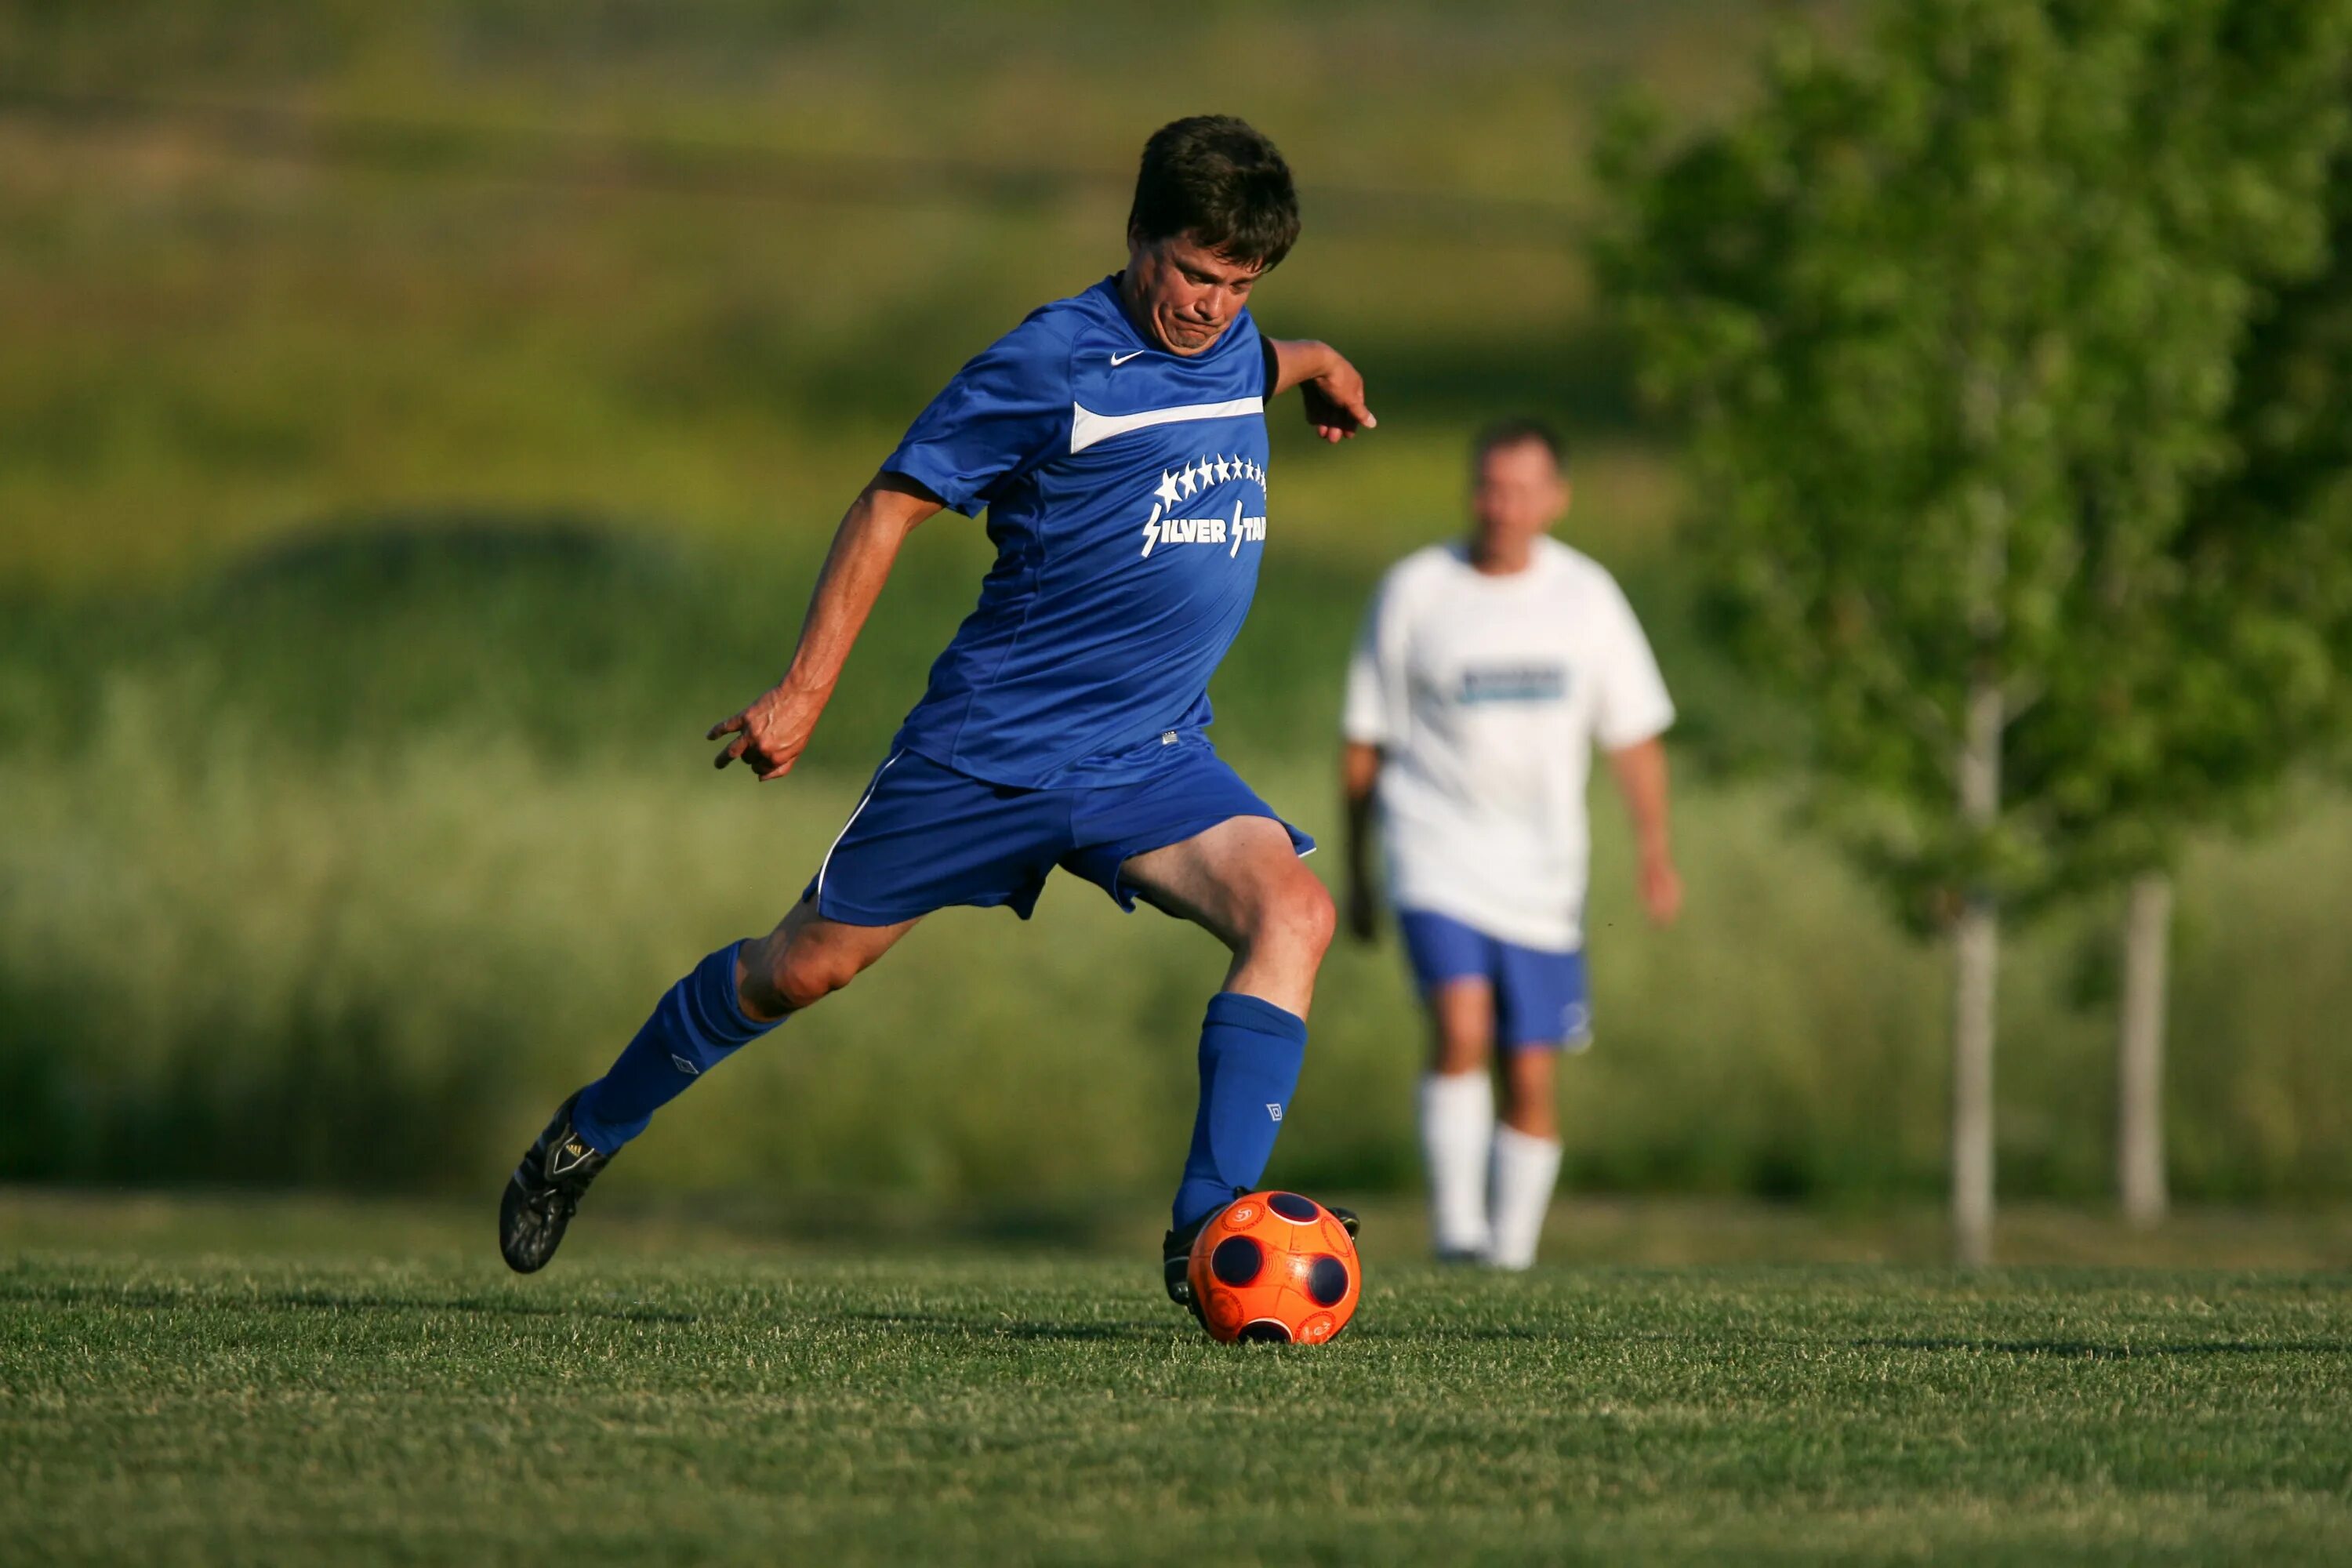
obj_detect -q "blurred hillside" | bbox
[0,0,1823,584]
[3,1,2348,1209]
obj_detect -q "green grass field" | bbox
[4,1193,2349,1564]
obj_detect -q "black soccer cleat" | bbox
[499,1089,612,1274]
[1162,1191,1238,1317]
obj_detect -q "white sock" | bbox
[1417,1069,1494,1258]
[1486,1123,1564,1270]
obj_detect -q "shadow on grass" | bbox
[0,1280,696,1326]
[838,1309,1174,1341]
[1857,1336,2351,1359]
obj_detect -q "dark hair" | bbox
[1127,116,1301,271]
[1472,417,1566,470]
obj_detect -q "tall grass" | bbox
[8,644,2349,1202]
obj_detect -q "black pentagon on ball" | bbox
[1210,1235,1264,1286]
[1267,1191,1319,1221]
[1306,1254,1351,1307]
[1237,1320,1292,1343]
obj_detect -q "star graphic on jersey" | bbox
[1185,462,1208,499]
[1210,456,1231,485]
[1154,470,1183,508]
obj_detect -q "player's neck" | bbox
[1112,270,1172,354]
[1465,533,1538,576]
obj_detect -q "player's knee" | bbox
[1269,871,1336,962]
[1501,1056,1557,1123]
[1432,1030,1488,1076]
[1302,877,1338,956]
[764,942,864,1014]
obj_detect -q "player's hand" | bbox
[708,682,822,781]
[1300,353,1376,444]
[1345,879,1381,945]
[1639,851,1682,927]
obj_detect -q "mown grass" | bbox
[1,1194,2347,1566]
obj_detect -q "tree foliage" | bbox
[2036,139,2352,891]
[1599,0,2352,930]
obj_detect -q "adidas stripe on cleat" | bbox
[499,1089,611,1274]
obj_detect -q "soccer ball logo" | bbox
[1186,1190,1361,1344]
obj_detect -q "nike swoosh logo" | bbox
[1109,350,1146,365]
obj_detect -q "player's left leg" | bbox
[1489,1051,1564,1272]
[1121,815,1336,1237]
[1058,749,1340,1306]
[1484,944,1592,1270]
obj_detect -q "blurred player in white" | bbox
[1341,419,1681,1269]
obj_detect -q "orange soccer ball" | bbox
[1186,1190,1362,1344]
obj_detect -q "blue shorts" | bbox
[804,743,1314,926]
[1396,909,1592,1052]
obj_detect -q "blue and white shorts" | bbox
[1396,908,1592,1052]
[803,742,1313,927]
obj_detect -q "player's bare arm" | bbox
[1340,739,1383,942]
[1269,337,1376,443]
[709,474,943,781]
[1607,735,1681,926]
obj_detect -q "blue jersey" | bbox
[880,275,1276,788]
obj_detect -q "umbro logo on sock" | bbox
[1267,1103,1284,1122]
[671,1054,700,1076]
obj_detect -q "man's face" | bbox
[1124,230,1264,355]
[1472,439,1569,551]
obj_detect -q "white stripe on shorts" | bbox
[814,750,904,902]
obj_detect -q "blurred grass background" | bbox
[3,0,2348,1209]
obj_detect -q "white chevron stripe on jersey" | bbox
[1069,396,1261,454]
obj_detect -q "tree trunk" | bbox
[1950,677,2003,1267]
[1951,894,1998,1265]
[2116,870,2172,1229]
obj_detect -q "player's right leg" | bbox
[500,748,1067,1275]
[1421,977,1499,1263]
[1396,910,1504,1261]
[499,900,913,1273]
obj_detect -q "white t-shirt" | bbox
[1343,537,1674,952]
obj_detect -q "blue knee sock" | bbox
[1171,992,1308,1229]
[572,942,780,1153]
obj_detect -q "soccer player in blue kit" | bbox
[499,117,1376,1312]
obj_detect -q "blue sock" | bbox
[572,942,780,1153]
[1171,992,1308,1229]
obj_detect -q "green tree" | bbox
[1599,0,2349,1261]
[2033,140,2352,1224]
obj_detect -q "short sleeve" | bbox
[1589,575,1675,750]
[881,313,1072,517]
[1341,575,1401,746]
